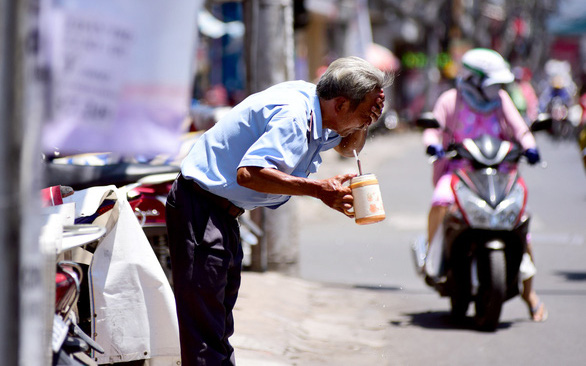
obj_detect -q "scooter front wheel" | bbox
[449,261,471,321]
[474,249,506,331]
[450,294,470,321]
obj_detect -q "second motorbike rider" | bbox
[423,48,548,322]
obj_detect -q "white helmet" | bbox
[461,48,514,87]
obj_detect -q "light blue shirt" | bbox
[181,80,342,210]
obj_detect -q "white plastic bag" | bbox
[64,186,180,364]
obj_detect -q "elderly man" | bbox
[166,56,393,365]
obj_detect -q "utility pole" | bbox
[1,0,50,364]
[0,1,22,362]
[243,0,297,272]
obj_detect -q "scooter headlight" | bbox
[454,182,524,230]
[493,183,525,229]
[454,183,493,229]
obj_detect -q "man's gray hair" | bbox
[316,56,394,110]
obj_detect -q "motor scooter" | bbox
[122,173,263,276]
[43,158,181,285]
[545,96,576,140]
[43,183,181,364]
[44,155,264,280]
[412,116,546,331]
[53,260,105,366]
[44,185,107,365]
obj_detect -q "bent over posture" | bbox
[166,56,393,365]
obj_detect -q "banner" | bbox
[41,0,201,157]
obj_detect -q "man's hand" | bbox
[316,173,356,217]
[369,88,385,124]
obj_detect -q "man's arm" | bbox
[237,166,356,216]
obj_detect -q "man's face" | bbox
[335,89,384,137]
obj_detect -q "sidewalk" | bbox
[231,132,414,365]
[232,271,396,366]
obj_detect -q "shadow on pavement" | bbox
[556,270,586,281]
[390,311,513,332]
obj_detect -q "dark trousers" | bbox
[166,177,243,366]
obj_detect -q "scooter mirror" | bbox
[415,112,440,129]
[530,113,553,132]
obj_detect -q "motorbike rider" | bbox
[538,74,573,114]
[423,48,548,322]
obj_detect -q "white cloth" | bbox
[64,186,180,364]
[424,222,446,279]
[519,252,537,281]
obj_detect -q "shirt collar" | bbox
[311,95,338,141]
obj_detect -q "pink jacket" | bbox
[423,89,537,185]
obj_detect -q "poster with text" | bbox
[41,0,201,158]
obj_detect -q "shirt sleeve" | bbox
[238,106,309,174]
[500,90,537,150]
[423,89,455,147]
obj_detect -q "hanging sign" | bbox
[41,0,200,157]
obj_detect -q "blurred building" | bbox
[547,0,586,90]
[194,0,585,116]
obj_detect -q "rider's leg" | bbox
[427,174,454,244]
[428,205,448,244]
[520,241,548,321]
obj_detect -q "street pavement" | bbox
[231,128,586,366]
[232,129,428,365]
[232,129,415,366]
[233,271,396,366]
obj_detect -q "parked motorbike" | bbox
[43,185,105,365]
[53,260,105,366]
[122,173,263,275]
[545,96,575,140]
[44,156,264,284]
[412,116,546,331]
[43,158,180,283]
[122,173,178,284]
[44,182,182,364]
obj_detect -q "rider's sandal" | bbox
[530,301,548,322]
